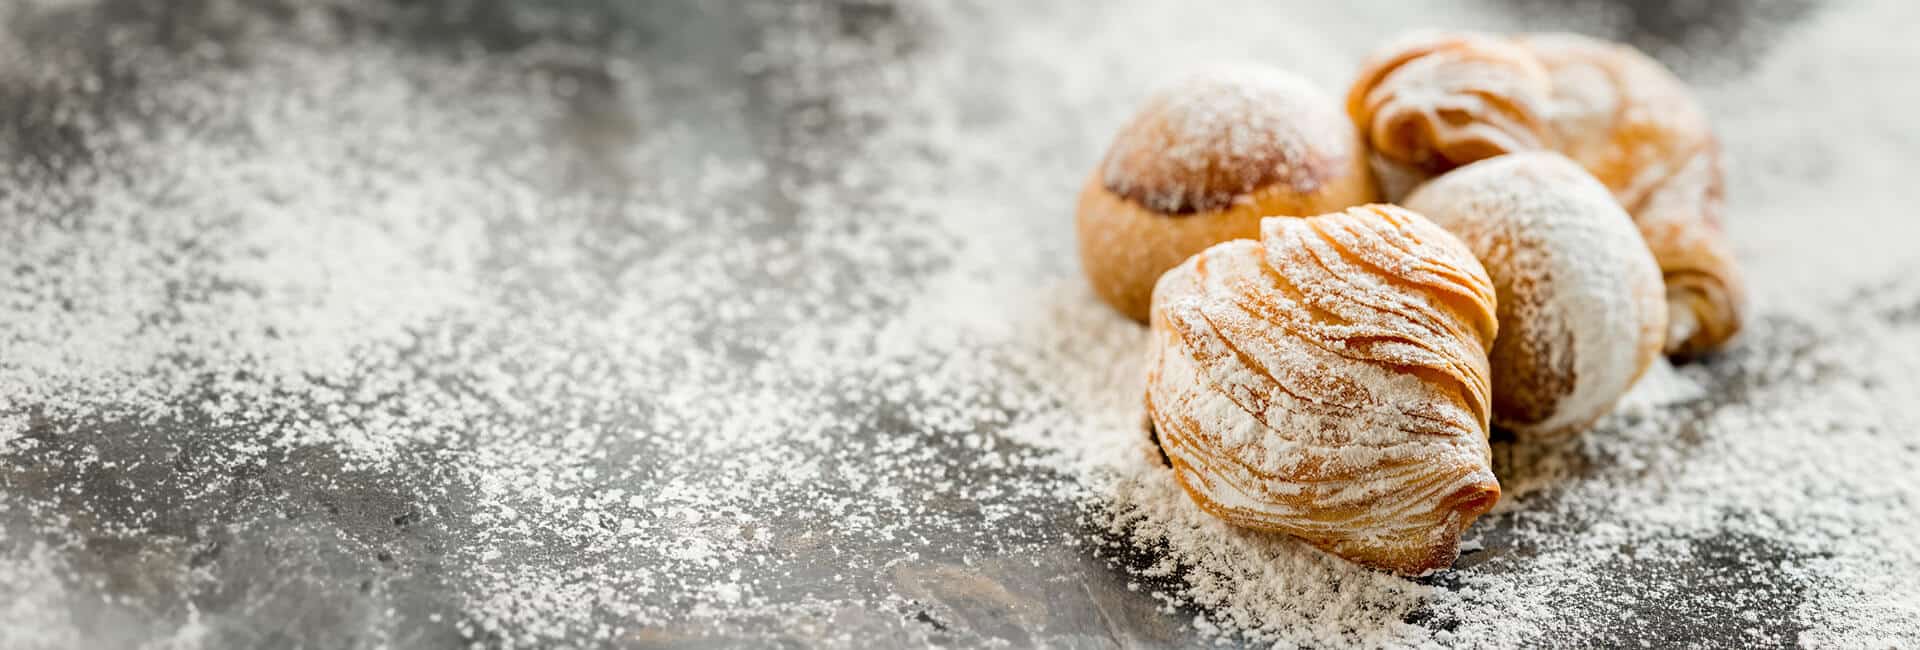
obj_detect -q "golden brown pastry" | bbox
[1346,31,1745,356]
[1345,31,1552,199]
[1519,33,1744,356]
[1404,152,1666,439]
[1078,65,1377,322]
[1145,204,1500,575]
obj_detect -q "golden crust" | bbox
[1145,205,1500,575]
[1078,66,1376,322]
[1519,32,1744,356]
[1518,33,1710,210]
[1076,168,1374,322]
[1346,32,1553,194]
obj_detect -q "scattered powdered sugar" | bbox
[2,0,1919,648]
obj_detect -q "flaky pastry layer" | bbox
[1145,204,1500,575]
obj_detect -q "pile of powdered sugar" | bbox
[3,0,1918,647]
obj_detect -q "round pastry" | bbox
[1145,204,1500,575]
[1077,65,1377,322]
[1519,32,1744,356]
[1404,152,1666,439]
[1345,31,1553,199]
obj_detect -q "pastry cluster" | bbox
[1076,32,1745,575]
[1351,32,1741,357]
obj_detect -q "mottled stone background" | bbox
[1,1,1883,648]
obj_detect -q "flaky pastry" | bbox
[1078,65,1377,322]
[1345,31,1552,199]
[1405,152,1666,439]
[1145,204,1500,575]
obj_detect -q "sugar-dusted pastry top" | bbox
[1145,204,1500,575]
[1404,152,1666,439]
[1101,65,1363,215]
[1077,64,1377,323]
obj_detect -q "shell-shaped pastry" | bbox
[1345,32,1554,199]
[1145,204,1501,575]
[1404,153,1666,439]
[1078,64,1378,322]
[1519,33,1744,356]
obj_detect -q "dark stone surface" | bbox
[0,1,1842,648]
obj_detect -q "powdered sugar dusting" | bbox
[1144,206,1499,575]
[1100,64,1354,213]
[2,0,1918,647]
[1405,152,1665,438]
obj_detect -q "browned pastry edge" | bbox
[1634,141,1745,357]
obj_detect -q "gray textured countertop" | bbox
[6,1,1908,648]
